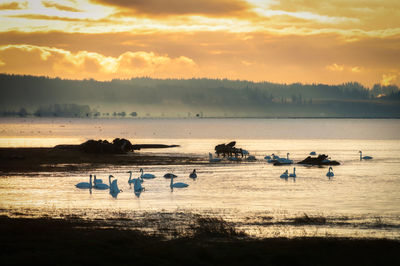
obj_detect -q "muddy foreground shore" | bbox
[0,215,399,265]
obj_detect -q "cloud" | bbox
[351,66,362,73]
[91,0,252,17]
[0,1,27,10]
[42,1,82,12]
[268,0,400,30]
[7,14,111,23]
[326,63,344,71]
[0,44,198,80]
[0,30,399,86]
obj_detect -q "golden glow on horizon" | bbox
[0,0,399,86]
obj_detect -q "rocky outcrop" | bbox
[79,138,133,154]
[297,154,340,165]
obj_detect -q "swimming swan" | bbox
[289,167,296,178]
[133,177,144,193]
[170,175,189,191]
[94,181,109,190]
[280,170,289,179]
[359,151,373,160]
[128,170,143,187]
[109,175,122,197]
[93,175,103,184]
[189,169,197,179]
[140,168,156,179]
[276,153,293,164]
[326,167,334,178]
[209,153,221,162]
[76,174,92,189]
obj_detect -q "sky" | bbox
[0,0,399,87]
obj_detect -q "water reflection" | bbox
[1,118,400,239]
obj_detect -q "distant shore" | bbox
[0,147,204,173]
[0,215,399,265]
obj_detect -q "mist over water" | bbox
[1,118,400,238]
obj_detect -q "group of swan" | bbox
[209,152,256,162]
[76,168,195,196]
[280,167,297,179]
[75,174,121,197]
[280,167,334,180]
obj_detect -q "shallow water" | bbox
[0,118,400,239]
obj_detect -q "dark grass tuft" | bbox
[292,213,327,225]
[189,216,247,238]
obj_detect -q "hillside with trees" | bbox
[0,74,399,118]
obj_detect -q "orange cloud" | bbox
[91,0,252,17]
[0,1,27,10]
[0,44,198,80]
[326,63,344,71]
[7,14,112,23]
[42,1,82,12]
[268,0,400,30]
[0,30,399,86]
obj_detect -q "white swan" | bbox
[289,167,296,178]
[170,175,189,191]
[326,167,334,178]
[189,169,197,179]
[140,168,156,179]
[76,174,92,189]
[276,153,293,164]
[280,170,289,179]
[359,151,373,160]
[94,181,109,190]
[164,173,177,178]
[93,175,103,184]
[128,170,134,187]
[267,153,280,163]
[127,170,143,187]
[109,175,122,197]
[133,177,144,193]
[209,153,221,162]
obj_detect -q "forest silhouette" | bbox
[0,74,399,118]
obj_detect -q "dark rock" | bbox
[79,138,134,154]
[297,154,340,165]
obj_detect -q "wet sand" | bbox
[0,147,205,173]
[0,215,399,265]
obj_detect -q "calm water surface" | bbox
[0,118,400,238]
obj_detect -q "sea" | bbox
[0,117,400,239]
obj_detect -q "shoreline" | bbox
[0,215,399,265]
[0,147,205,173]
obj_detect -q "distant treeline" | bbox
[0,74,399,118]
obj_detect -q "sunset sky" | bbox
[0,0,399,87]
